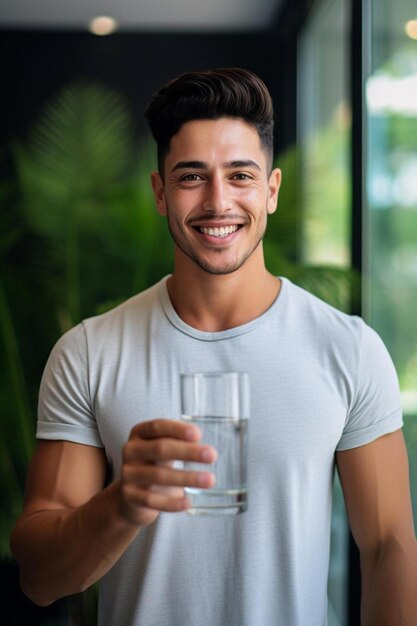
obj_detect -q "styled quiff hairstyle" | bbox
[144,67,274,174]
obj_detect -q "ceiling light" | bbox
[405,20,417,40]
[89,16,118,36]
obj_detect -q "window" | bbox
[298,0,351,269]
[298,1,351,623]
[364,0,417,525]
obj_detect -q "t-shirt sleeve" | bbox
[36,323,104,448]
[336,321,403,451]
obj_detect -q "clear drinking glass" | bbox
[180,372,250,515]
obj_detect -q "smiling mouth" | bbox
[197,224,240,238]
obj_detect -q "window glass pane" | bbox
[298,0,351,269]
[297,1,351,624]
[365,0,417,526]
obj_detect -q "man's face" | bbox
[151,117,281,276]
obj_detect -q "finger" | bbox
[124,438,217,464]
[124,464,216,489]
[131,419,201,442]
[123,484,191,513]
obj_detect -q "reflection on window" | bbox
[298,0,351,269]
[298,0,350,624]
[365,0,417,526]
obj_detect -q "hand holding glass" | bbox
[181,372,249,515]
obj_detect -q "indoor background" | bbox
[1,0,416,624]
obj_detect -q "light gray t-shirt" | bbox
[37,277,403,626]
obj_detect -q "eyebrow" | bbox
[171,161,206,172]
[170,159,262,173]
[226,160,262,171]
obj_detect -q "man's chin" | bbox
[198,265,239,276]
[190,255,247,276]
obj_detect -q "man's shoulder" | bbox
[52,279,166,356]
[283,277,358,320]
[83,278,165,331]
[281,277,365,344]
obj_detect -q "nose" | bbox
[202,175,231,214]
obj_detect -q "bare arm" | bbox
[11,420,216,606]
[336,430,417,625]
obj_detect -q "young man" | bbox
[11,68,417,625]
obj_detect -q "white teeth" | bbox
[199,225,239,237]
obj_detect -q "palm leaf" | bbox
[15,82,133,229]
[13,83,135,326]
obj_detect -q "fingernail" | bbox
[200,448,215,462]
[197,473,212,487]
[185,427,199,441]
[178,497,189,510]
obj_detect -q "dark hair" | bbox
[144,67,274,174]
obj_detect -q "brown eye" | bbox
[232,173,252,181]
[181,174,203,182]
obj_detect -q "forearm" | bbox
[11,481,140,606]
[361,537,417,626]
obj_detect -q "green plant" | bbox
[0,83,173,560]
[0,178,35,558]
[13,82,172,331]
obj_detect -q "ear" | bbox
[151,171,167,216]
[267,168,282,215]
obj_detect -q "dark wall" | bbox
[0,29,296,158]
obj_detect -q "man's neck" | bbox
[166,253,281,333]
